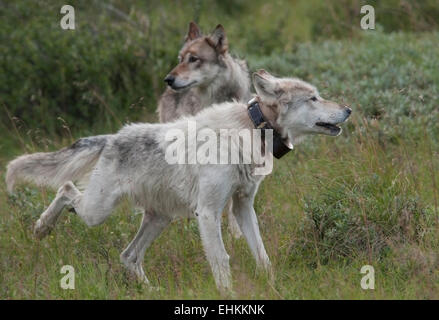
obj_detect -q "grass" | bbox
[1,31,439,299]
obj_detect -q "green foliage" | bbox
[298,172,431,264]
[309,0,439,38]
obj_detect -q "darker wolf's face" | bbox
[252,70,352,143]
[164,22,228,91]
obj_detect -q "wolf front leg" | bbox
[196,173,233,293]
[232,185,272,275]
[196,207,232,292]
[120,210,170,285]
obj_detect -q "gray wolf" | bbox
[157,22,251,122]
[158,22,252,239]
[6,70,351,293]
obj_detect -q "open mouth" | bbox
[171,81,197,90]
[315,122,342,135]
[315,122,340,131]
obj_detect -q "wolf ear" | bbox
[252,70,281,101]
[255,69,275,79]
[209,24,228,54]
[185,21,201,42]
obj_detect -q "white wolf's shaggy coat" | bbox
[6,70,351,292]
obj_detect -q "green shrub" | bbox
[297,176,431,264]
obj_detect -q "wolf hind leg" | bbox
[34,181,81,239]
[34,176,122,239]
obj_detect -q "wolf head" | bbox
[164,22,229,91]
[252,70,351,143]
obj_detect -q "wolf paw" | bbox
[33,218,53,240]
[146,284,163,293]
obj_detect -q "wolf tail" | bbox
[5,135,110,193]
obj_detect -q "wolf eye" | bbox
[189,56,199,63]
[310,96,318,101]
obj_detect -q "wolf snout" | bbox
[164,74,175,86]
[343,106,352,120]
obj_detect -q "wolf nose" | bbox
[164,75,175,86]
[345,107,352,115]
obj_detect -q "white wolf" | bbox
[6,70,351,292]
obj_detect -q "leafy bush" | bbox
[297,176,432,264]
